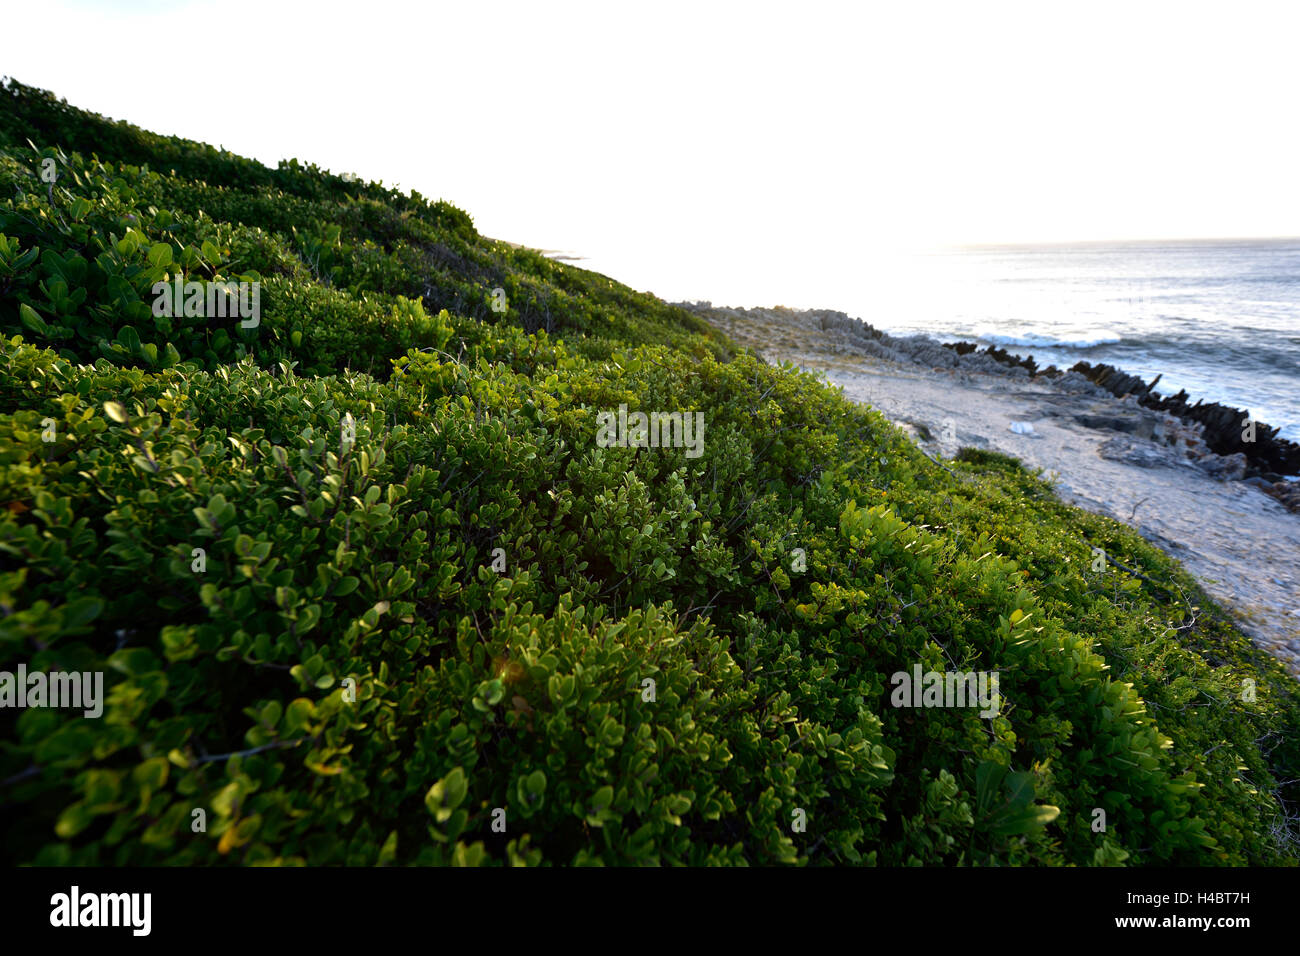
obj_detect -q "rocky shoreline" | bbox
[678,301,1300,674]
[683,302,1300,512]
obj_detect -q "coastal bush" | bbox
[1,79,1297,866]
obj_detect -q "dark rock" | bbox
[1071,361,1300,476]
[1097,436,1181,469]
[1263,480,1300,514]
[1196,452,1248,482]
[942,341,1053,376]
[1074,413,1140,434]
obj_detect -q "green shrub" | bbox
[1,79,1296,867]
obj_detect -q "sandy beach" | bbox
[685,303,1300,676]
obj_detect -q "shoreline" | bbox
[679,302,1300,676]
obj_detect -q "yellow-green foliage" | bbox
[1,79,1297,866]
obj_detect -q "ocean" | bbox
[860,238,1300,443]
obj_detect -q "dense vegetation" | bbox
[1,79,1297,866]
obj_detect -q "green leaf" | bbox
[296,604,321,635]
[103,400,129,423]
[377,830,398,866]
[148,242,173,267]
[1003,771,1036,809]
[426,767,468,823]
[452,841,486,867]
[975,760,1004,813]
[108,647,160,676]
[59,596,104,633]
[132,757,170,792]
[990,804,1060,837]
[115,325,142,354]
[19,303,47,335]
[284,698,315,733]
[55,802,94,839]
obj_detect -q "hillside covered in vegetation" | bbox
[1,79,1297,866]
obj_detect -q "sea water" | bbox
[864,238,1300,443]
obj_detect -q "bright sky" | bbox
[6,0,1299,306]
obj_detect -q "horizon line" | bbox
[938,234,1300,252]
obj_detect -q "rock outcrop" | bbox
[676,302,1300,506]
[1071,361,1300,478]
